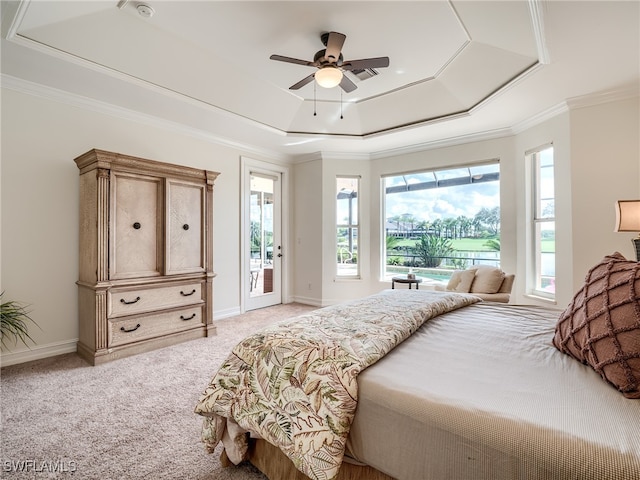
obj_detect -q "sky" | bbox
[384,181,500,223]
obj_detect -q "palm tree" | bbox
[399,213,417,238]
[386,235,401,252]
[388,215,403,237]
[471,217,482,238]
[484,238,501,251]
[458,215,472,238]
[416,220,430,236]
[443,217,456,239]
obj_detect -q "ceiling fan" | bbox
[270,31,390,93]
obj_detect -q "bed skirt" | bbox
[243,439,395,480]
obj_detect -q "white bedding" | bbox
[195,290,479,480]
[346,302,640,480]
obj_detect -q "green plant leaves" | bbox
[0,292,39,350]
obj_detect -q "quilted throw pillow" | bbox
[553,252,640,399]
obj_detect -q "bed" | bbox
[195,254,640,480]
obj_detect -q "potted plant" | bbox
[1,292,39,350]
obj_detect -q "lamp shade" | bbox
[315,66,343,88]
[615,200,640,232]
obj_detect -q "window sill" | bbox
[524,293,557,305]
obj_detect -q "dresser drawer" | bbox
[108,282,202,317]
[109,305,203,347]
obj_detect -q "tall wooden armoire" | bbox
[75,149,219,365]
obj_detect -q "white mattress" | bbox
[346,302,640,480]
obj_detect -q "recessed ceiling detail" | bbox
[2,1,638,158]
[9,0,539,138]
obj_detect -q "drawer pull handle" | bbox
[183,224,189,231]
[180,289,196,297]
[133,222,141,230]
[120,296,141,305]
[180,313,196,321]
[120,324,141,333]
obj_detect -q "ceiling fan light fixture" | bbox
[315,66,343,88]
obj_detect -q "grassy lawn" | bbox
[394,237,495,251]
[451,238,494,251]
[541,239,556,253]
[393,237,556,253]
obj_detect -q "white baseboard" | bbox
[0,304,321,367]
[214,306,242,320]
[290,295,323,307]
[0,339,78,368]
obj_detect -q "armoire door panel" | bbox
[166,180,204,275]
[111,173,163,279]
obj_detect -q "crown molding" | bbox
[369,127,514,160]
[4,73,636,165]
[511,101,569,135]
[510,84,640,135]
[528,0,551,64]
[319,151,372,162]
[565,85,640,110]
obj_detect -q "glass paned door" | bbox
[245,172,281,310]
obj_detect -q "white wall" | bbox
[568,97,640,288]
[515,96,640,307]
[0,87,288,364]
[292,154,376,306]
[291,157,324,305]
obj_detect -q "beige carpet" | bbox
[1,303,317,479]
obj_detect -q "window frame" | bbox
[380,161,501,281]
[527,144,555,300]
[336,176,360,278]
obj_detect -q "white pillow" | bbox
[470,267,505,294]
[446,269,476,293]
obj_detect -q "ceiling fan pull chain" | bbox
[340,89,344,119]
[313,81,317,116]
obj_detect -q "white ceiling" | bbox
[1,1,639,160]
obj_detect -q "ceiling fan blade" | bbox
[270,54,314,67]
[339,75,357,93]
[342,57,390,70]
[289,73,316,90]
[324,32,346,63]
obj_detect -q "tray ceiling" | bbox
[2,1,639,159]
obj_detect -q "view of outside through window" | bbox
[250,174,274,296]
[337,177,359,276]
[384,163,500,283]
[533,146,556,296]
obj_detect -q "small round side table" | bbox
[391,275,423,289]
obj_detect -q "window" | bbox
[529,145,555,298]
[382,162,500,281]
[336,177,359,277]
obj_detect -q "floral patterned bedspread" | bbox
[194,289,480,480]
